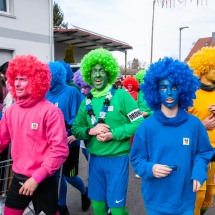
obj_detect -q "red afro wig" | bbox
[123,76,139,91]
[6,55,51,100]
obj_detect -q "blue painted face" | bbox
[159,79,179,108]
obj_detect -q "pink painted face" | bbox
[127,84,133,92]
[14,75,30,99]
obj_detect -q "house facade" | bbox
[184,32,215,62]
[0,0,53,66]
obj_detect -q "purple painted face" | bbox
[159,79,179,109]
[81,86,91,96]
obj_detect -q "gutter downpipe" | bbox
[49,0,54,61]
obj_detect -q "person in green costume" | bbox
[135,70,154,118]
[72,48,143,215]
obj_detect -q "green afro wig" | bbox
[135,70,146,84]
[80,48,119,85]
[188,47,215,77]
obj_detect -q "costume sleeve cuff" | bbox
[67,129,72,136]
[191,174,205,186]
[32,168,49,184]
[146,162,156,179]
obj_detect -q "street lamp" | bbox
[179,26,189,61]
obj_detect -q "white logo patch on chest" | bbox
[31,123,38,130]
[108,106,114,111]
[183,138,189,145]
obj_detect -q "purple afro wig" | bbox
[74,69,92,88]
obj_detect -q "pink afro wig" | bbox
[123,76,139,91]
[6,55,51,100]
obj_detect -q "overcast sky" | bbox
[55,0,215,66]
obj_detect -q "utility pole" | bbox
[179,26,189,61]
[124,50,127,78]
[150,0,156,64]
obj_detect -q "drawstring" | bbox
[209,162,212,170]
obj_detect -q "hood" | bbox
[154,107,188,127]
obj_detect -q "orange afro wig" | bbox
[6,55,51,100]
[189,47,215,77]
[123,76,139,91]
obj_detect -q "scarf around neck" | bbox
[154,107,188,127]
[90,84,112,98]
[16,97,42,108]
[201,83,215,92]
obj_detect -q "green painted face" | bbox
[91,64,109,91]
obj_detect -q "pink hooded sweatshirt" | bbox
[0,98,68,183]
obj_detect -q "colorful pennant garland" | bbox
[157,0,207,7]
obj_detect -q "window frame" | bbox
[0,0,11,15]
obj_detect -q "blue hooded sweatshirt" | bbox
[46,62,82,147]
[130,108,214,214]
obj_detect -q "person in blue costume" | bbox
[46,62,91,215]
[73,69,93,161]
[58,60,74,85]
[130,57,215,215]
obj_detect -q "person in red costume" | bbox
[123,76,139,100]
[0,55,68,215]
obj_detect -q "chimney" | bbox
[212,32,215,42]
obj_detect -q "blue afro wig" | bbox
[49,61,66,86]
[58,60,73,84]
[141,57,200,111]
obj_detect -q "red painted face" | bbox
[14,75,30,99]
[127,84,133,92]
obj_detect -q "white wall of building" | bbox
[0,0,53,65]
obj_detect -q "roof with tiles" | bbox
[185,36,215,62]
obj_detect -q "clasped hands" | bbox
[89,123,113,142]
[152,164,200,192]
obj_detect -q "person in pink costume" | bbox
[0,55,69,215]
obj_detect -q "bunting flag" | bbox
[156,0,207,7]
